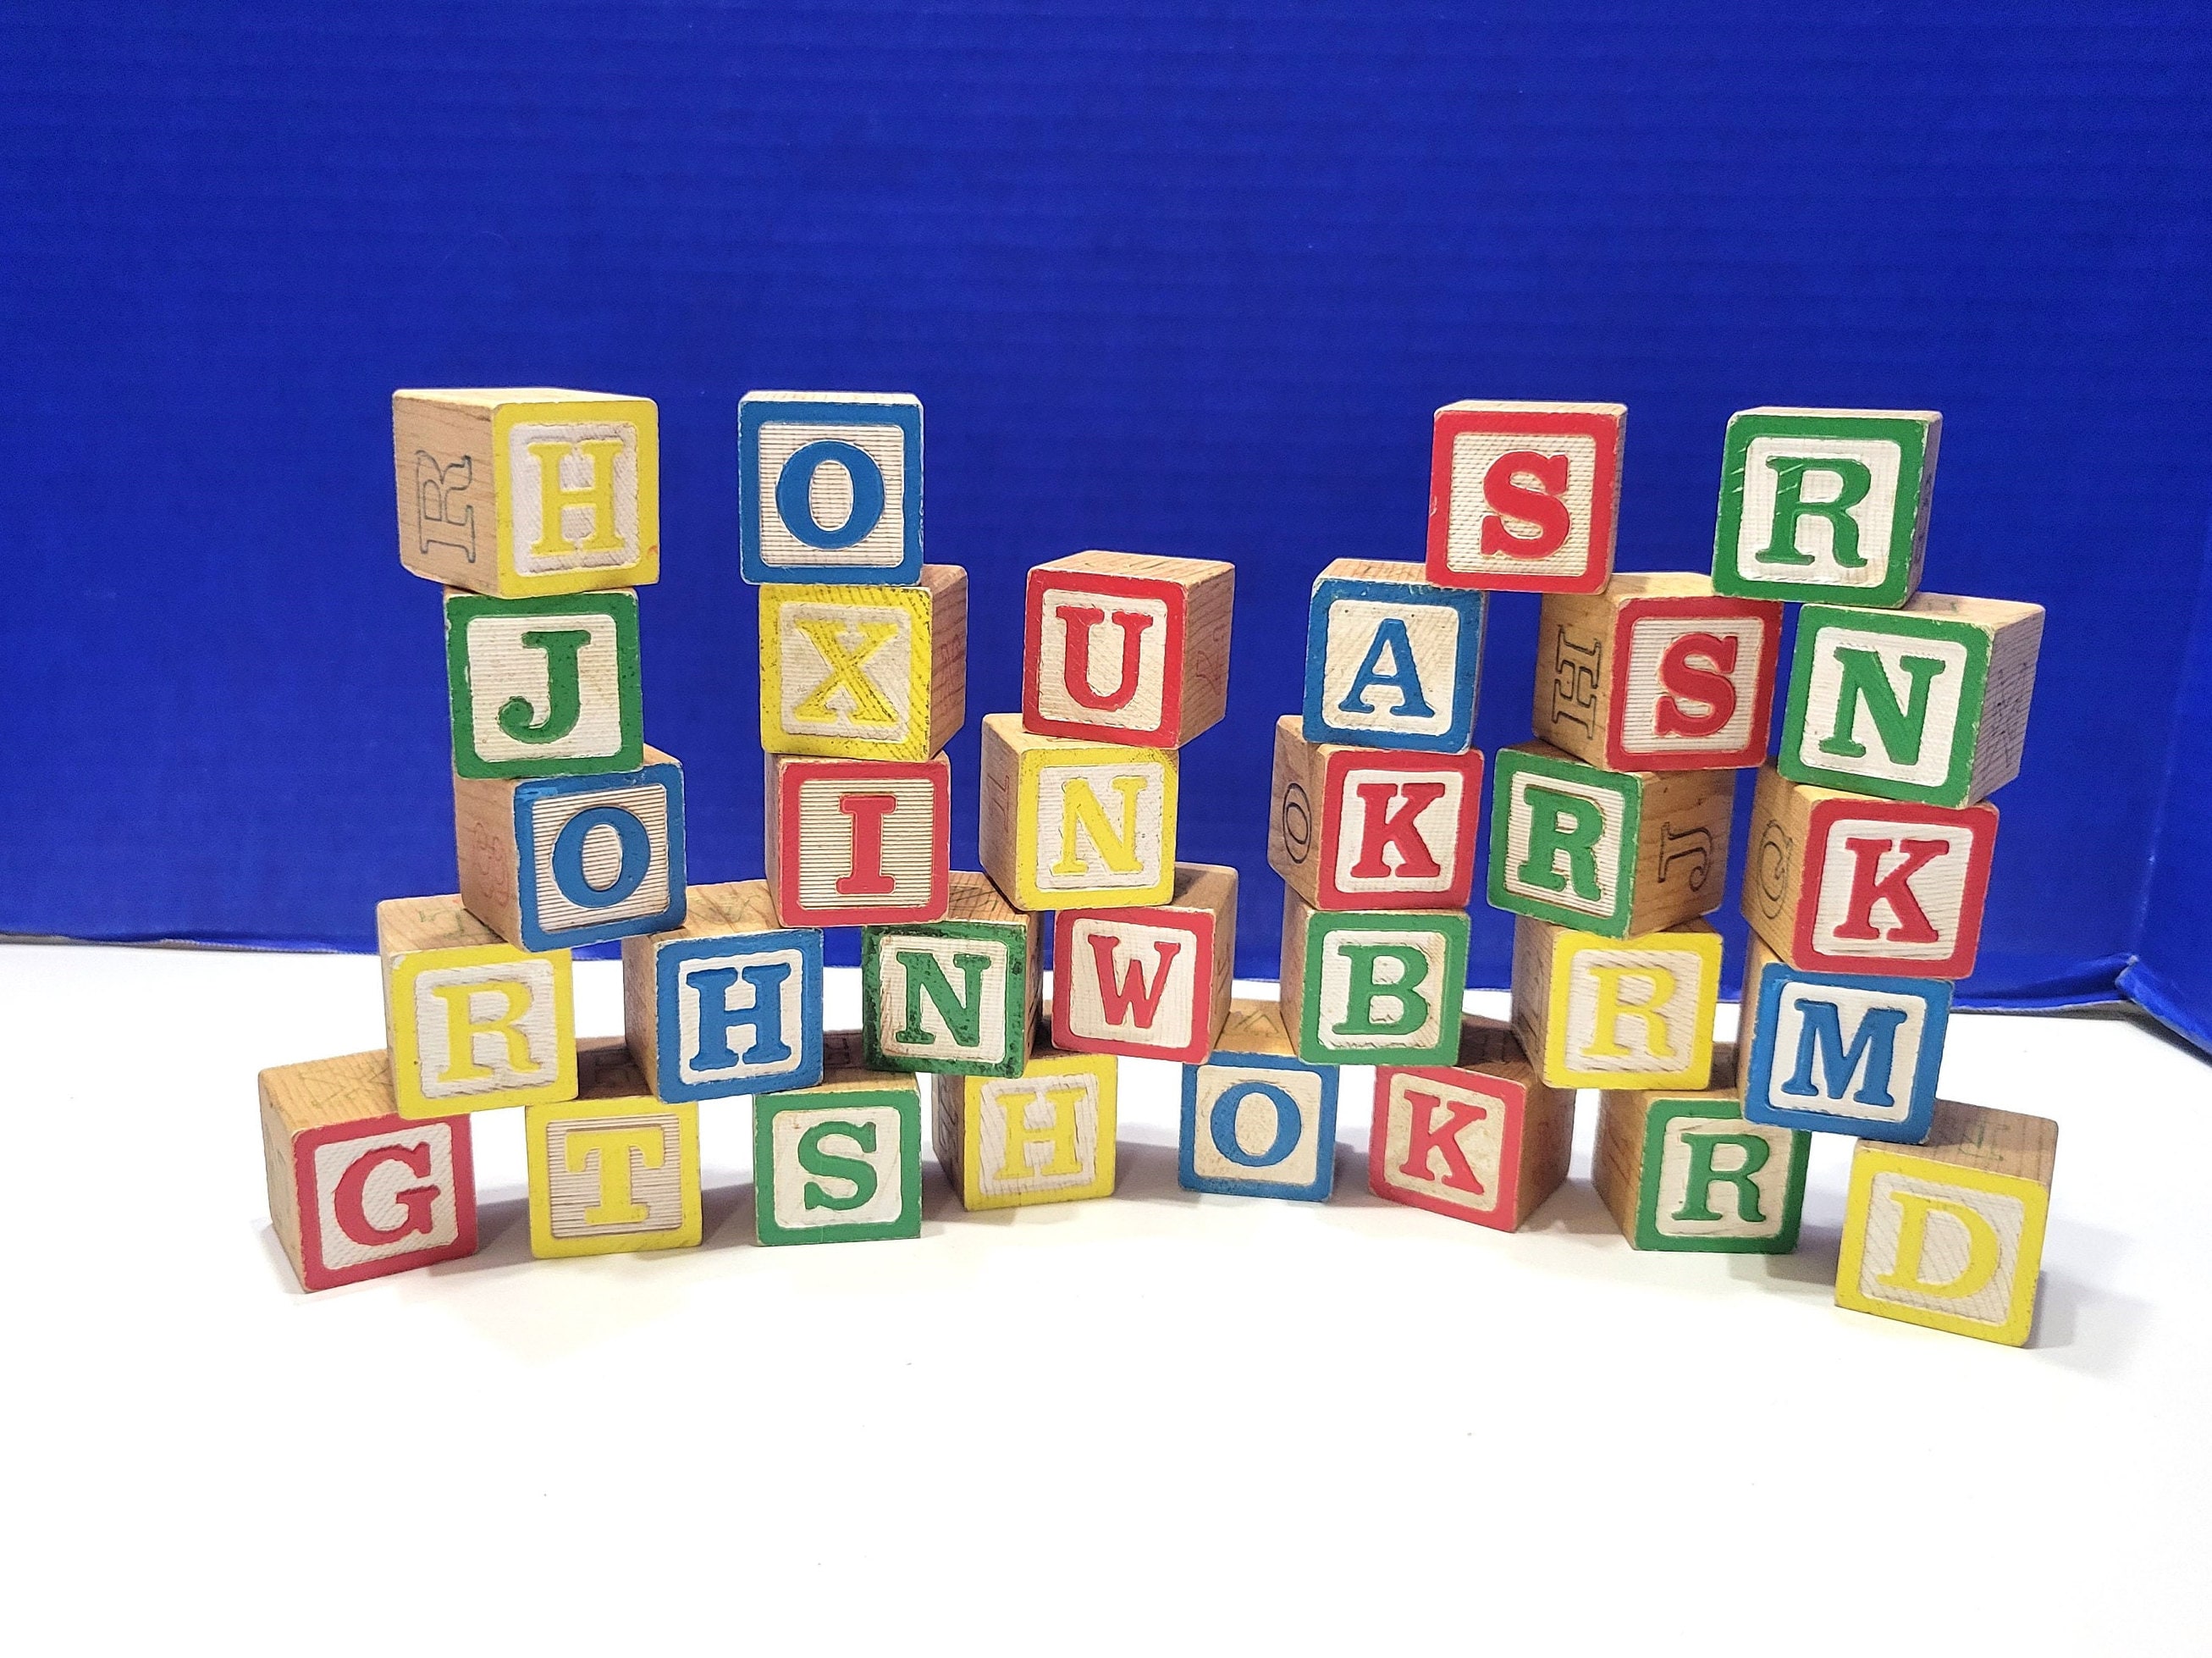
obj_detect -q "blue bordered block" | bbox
[1740,936,1950,1144]
[622,880,824,1103]
[1302,557,1485,752]
[455,744,687,953]
[1178,998,1340,1202]
[738,391,924,586]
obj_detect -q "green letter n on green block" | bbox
[1779,605,1987,807]
[1488,746,1638,935]
[1634,1099,1807,1253]
[861,922,1028,1077]
[1711,412,1936,607]
[1300,910,1469,1067]
[444,589,643,779]
[753,1091,922,1246]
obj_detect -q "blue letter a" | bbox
[1337,616,1437,720]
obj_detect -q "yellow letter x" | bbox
[792,618,902,727]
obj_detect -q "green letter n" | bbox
[1754,456,1872,568]
[1515,785,1607,903]
[896,949,990,1048]
[1818,648,1946,765]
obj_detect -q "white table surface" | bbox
[4,940,2207,1653]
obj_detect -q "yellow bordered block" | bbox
[1509,914,1720,1091]
[1836,1101,2056,1346]
[525,1037,701,1258]
[758,565,968,760]
[931,1037,1117,1210]
[378,894,576,1119]
[393,389,659,597]
[979,712,1178,909]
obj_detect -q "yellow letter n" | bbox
[1052,776,1147,877]
[527,439,626,557]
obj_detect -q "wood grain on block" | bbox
[1781,592,2044,808]
[525,1036,700,1258]
[1370,1014,1575,1231]
[1509,914,1721,1091]
[1739,931,1951,1145]
[736,390,924,585]
[1488,741,1732,937]
[1178,994,1338,1202]
[1268,716,1484,911]
[258,1048,478,1292]
[377,893,576,1119]
[1051,862,1236,1063]
[860,871,1040,1078]
[1712,407,1939,608]
[931,1042,1118,1211]
[393,388,659,597]
[753,1044,922,1246]
[454,744,687,952]
[443,587,643,779]
[1531,573,1781,771]
[978,712,1178,909]
[758,564,966,761]
[1281,888,1470,1066]
[1302,558,1486,753]
[765,753,951,926]
[1021,550,1235,745]
[1592,1045,1810,1252]
[1741,764,1996,978]
[620,878,825,1103]
[1425,400,1625,594]
[1837,1101,2056,1346]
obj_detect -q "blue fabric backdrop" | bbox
[5,2,2209,1013]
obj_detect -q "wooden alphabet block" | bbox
[979,713,1178,909]
[1425,400,1626,594]
[1742,764,1997,978]
[621,879,825,1103]
[1530,572,1782,771]
[1279,891,1470,1066]
[758,565,967,761]
[1302,558,1486,753]
[259,1048,477,1292]
[394,388,658,597]
[737,391,924,585]
[764,753,950,926]
[1488,741,1734,937]
[525,1038,700,1258]
[754,1031,923,1246]
[1022,551,1236,745]
[1267,718,1483,912]
[1053,864,1237,1064]
[444,588,643,779]
[861,872,1040,1077]
[1510,914,1722,1091]
[378,894,576,1119]
[1740,932,1950,1144]
[454,744,687,952]
[1836,1102,2055,1346]
[1711,407,1939,608]
[1593,1047,1809,1252]
[1178,997,1338,1202]
[1779,593,2044,808]
[932,1040,1117,1210]
[1370,1014,1574,1232]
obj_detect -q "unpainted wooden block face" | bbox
[1372,1069,1514,1219]
[298,1119,472,1286]
[1060,913,1205,1053]
[1429,405,1622,592]
[739,394,922,582]
[1183,1058,1334,1197]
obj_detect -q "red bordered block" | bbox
[765,754,951,926]
[258,1049,477,1292]
[1426,401,1626,594]
[1023,551,1236,746]
[1371,1014,1575,1232]
[1743,765,1997,979]
[1267,716,1483,911]
[1051,864,1237,1063]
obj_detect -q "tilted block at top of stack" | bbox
[1425,401,1626,594]
[739,391,924,585]
[1023,552,1236,747]
[1712,407,1939,608]
[394,390,659,597]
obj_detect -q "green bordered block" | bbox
[444,589,643,778]
[860,873,1039,1078]
[1779,594,2045,808]
[1711,408,1939,608]
[754,1069,923,1246]
[1595,1072,1808,1253]
[1280,892,1470,1066]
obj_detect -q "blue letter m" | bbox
[1779,998,1907,1108]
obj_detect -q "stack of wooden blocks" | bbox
[255,384,2059,1349]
